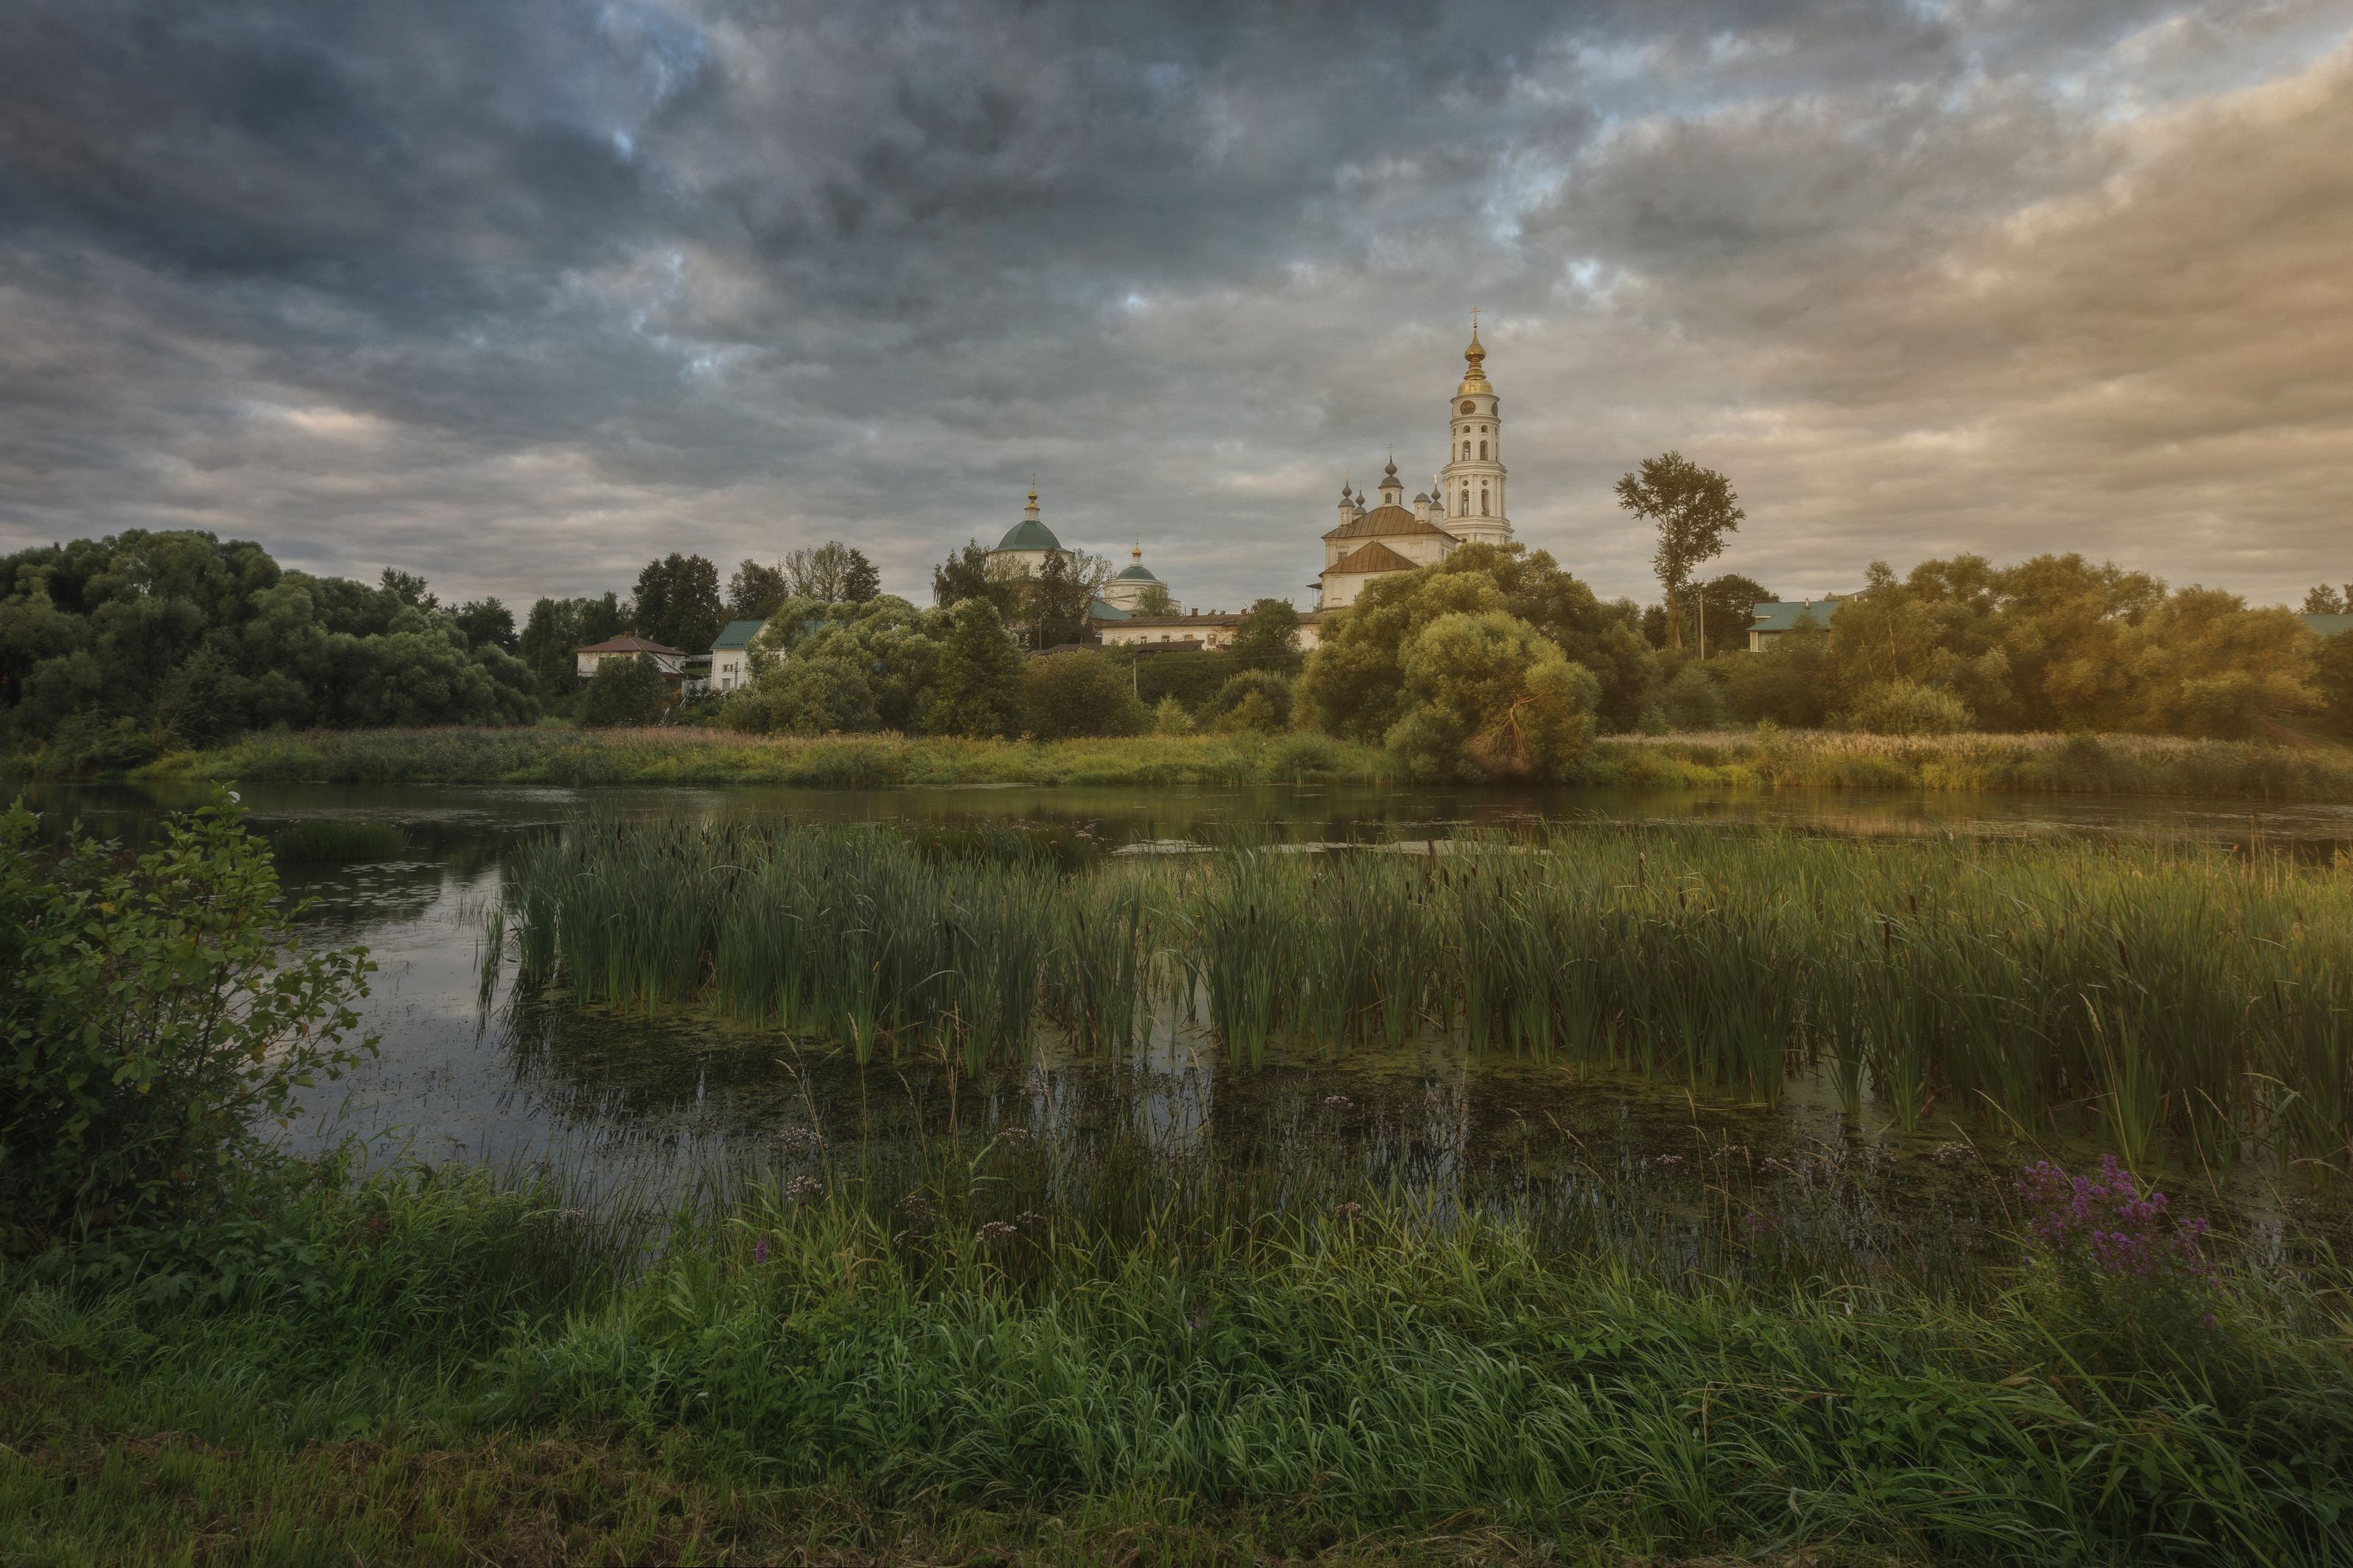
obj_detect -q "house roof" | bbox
[577,634,683,656]
[710,619,767,651]
[1748,598,1849,635]
[993,518,1065,554]
[2301,613,2353,639]
[1323,504,1458,543]
[1326,540,1421,576]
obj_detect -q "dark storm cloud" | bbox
[2,0,2349,610]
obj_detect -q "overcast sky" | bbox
[4,0,2350,612]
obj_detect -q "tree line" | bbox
[5,520,2348,776]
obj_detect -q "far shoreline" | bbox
[5,724,2341,802]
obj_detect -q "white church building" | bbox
[1317,316,1513,609]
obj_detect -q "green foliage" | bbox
[0,530,539,761]
[576,654,671,728]
[1824,554,2318,737]
[518,592,625,696]
[451,597,517,654]
[1297,545,1654,738]
[2313,622,2353,741]
[1225,598,1303,671]
[1151,694,1192,735]
[924,598,1026,738]
[628,552,724,655]
[1387,610,1599,780]
[1693,571,1774,654]
[1659,661,1724,730]
[1129,581,1177,615]
[929,539,1002,613]
[1132,648,1234,712]
[271,820,407,863]
[1845,677,1974,735]
[1021,651,1147,739]
[1204,669,1293,734]
[0,796,372,1250]
[1720,611,1832,727]
[1615,452,1743,651]
[724,559,790,621]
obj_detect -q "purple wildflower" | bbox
[2018,1155,2212,1284]
[752,1238,769,1266]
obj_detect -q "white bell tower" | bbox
[1438,309,1511,549]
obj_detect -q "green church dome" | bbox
[1112,562,1160,581]
[993,518,1064,554]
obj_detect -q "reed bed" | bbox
[496,820,2353,1170]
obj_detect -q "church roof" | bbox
[1323,504,1459,543]
[1088,598,1132,621]
[1113,562,1160,582]
[1326,541,1420,576]
[993,518,1065,554]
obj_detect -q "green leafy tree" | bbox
[924,598,1026,737]
[1021,651,1147,738]
[1297,545,1654,740]
[1227,598,1303,671]
[1130,582,1178,615]
[1660,662,1725,731]
[1,795,374,1249]
[577,653,671,728]
[931,540,1001,612]
[1695,573,1774,656]
[1615,453,1743,651]
[1387,610,1599,781]
[451,597,517,653]
[2301,584,2350,615]
[630,553,724,654]
[726,560,790,621]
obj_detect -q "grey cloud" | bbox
[1,0,2349,615]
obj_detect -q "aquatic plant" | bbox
[494,819,2353,1170]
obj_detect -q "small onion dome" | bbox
[1113,562,1160,582]
[1383,457,1399,477]
[1413,493,1429,504]
[1339,479,1353,498]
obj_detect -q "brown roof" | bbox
[578,634,683,656]
[1323,504,1460,543]
[1326,541,1420,576]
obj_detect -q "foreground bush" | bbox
[0,795,373,1251]
[1846,676,1974,734]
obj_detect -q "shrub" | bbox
[1661,662,1724,731]
[0,795,374,1250]
[1843,679,1973,735]
[1151,695,1192,735]
[1021,651,1147,739]
[576,654,671,728]
[1204,670,1293,734]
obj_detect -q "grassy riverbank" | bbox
[7,1152,2350,1567]
[99,723,2353,798]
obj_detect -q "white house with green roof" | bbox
[1746,595,1851,652]
[707,618,767,693]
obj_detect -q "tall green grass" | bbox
[495,821,2353,1172]
[8,1149,2351,1564]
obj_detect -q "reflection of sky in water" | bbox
[25,780,2351,1267]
